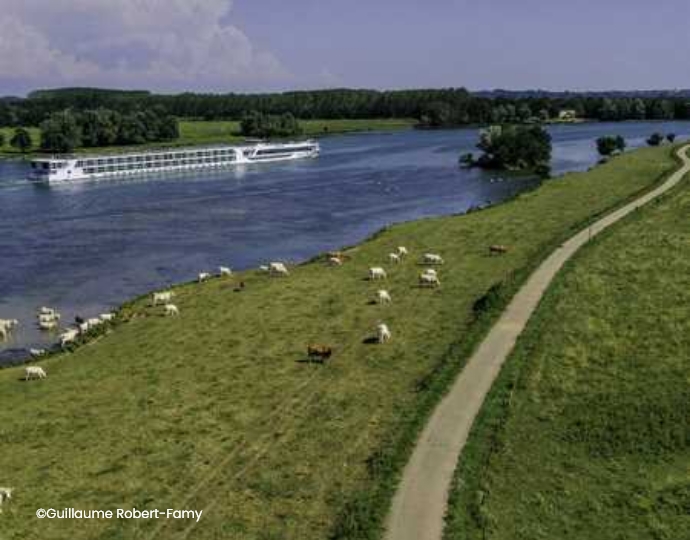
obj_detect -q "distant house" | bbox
[558,109,578,122]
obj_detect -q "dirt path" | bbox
[383,146,690,540]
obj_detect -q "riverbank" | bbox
[0,118,418,158]
[0,144,680,540]
[444,147,690,540]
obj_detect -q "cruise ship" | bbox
[28,140,320,183]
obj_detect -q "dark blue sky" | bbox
[1,0,688,95]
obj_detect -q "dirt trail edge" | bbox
[383,145,690,540]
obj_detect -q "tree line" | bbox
[38,108,179,153]
[3,87,690,128]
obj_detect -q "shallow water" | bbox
[1,121,688,357]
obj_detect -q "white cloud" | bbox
[0,0,291,93]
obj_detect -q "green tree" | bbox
[667,133,676,143]
[647,132,664,146]
[596,135,626,156]
[475,124,552,176]
[10,127,32,153]
[40,111,82,153]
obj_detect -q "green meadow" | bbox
[0,146,680,540]
[445,150,690,539]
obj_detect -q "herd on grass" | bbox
[0,243,511,384]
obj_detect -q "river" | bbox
[1,121,688,358]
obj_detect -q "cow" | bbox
[389,253,401,264]
[198,272,211,283]
[377,323,392,343]
[60,329,79,347]
[269,262,289,276]
[78,322,89,334]
[87,318,102,329]
[489,244,509,255]
[307,344,333,363]
[328,256,343,266]
[99,313,115,322]
[397,246,409,257]
[25,366,47,380]
[423,253,444,264]
[369,267,387,280]
[259,265,270,272]
[29,348,46,357]
[422,268,438,277]
[39,307,56,316]
[38,312,60,323]
[376,290,392,304]
[152,291,174,305]
[164,304,179,316]
[219,266,233,277]
[419,273,441,288]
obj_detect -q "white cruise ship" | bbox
[28,140,320,183]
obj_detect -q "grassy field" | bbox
[0,146,681,540]
[0,119,417,157]
[445,151,690,539]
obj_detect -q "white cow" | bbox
[388,253,401,264]
[377,323,392,343]
[198,272,211,283]
[219,266,233,277]
[269,262,289,276]
[39,307,56,316]
[0,487,13,512]
[30,348,46,357]
[259,265,270,272]
[422,268,438,277]
[87,318,102,329]
[152,291,174,305]
[60,329,79,347]
[38,313,60,323]
[397,246,409,257]
[99,313,114,322]
[423,253,444,265]
[376,290,392,304]
[419,273,441,287]
[0,319,18,330]
[78,322,90,334]
[25,366,47,380]
[328,256,343,266]
[369,267,387,280]
[164,304,179,316]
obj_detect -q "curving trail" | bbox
[383,146,690,540]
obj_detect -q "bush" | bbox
[596,135,626,156]
[647,132,665,146]
[474,124,552,172]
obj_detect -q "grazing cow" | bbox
[38,313,60,323]
[0,319,19,340]
[259,265,270,272]
[328,256,343,266]
[60,329,79,347]
[376,290,392,304]
[489,244,509,255]
[307,344,333,363]
[0,487,13,512]
[422,268,438,277]
[39,307,56,316]
[99,313,114,322]
[423,253,444,265]
[419,273,441,288]
[78,322,89,334]
[164,304,179,316]
[269,262,289,276]
[152,291,174,305]
[389,253,401,264]
[30,348,46,357]
[87,318,102,329]
[219,266,233,277]
[24,366,47,380]
[397,246,409,257]
[198,272,211,283]
[377,323,392,344]
[369,267,387,280]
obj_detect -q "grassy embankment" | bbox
[445,149,690,539]
[0,146,681,540]
[0,119,417,156]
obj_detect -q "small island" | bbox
[460,124,552,178]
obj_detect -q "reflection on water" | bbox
[1,121,688,357]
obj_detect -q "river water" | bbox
[1,121,688,358]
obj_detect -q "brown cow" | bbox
[489,245,509,255]
[307,344,333,363]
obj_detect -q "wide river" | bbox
[1,121,688,359]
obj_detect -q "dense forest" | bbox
[2,87,690,128]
